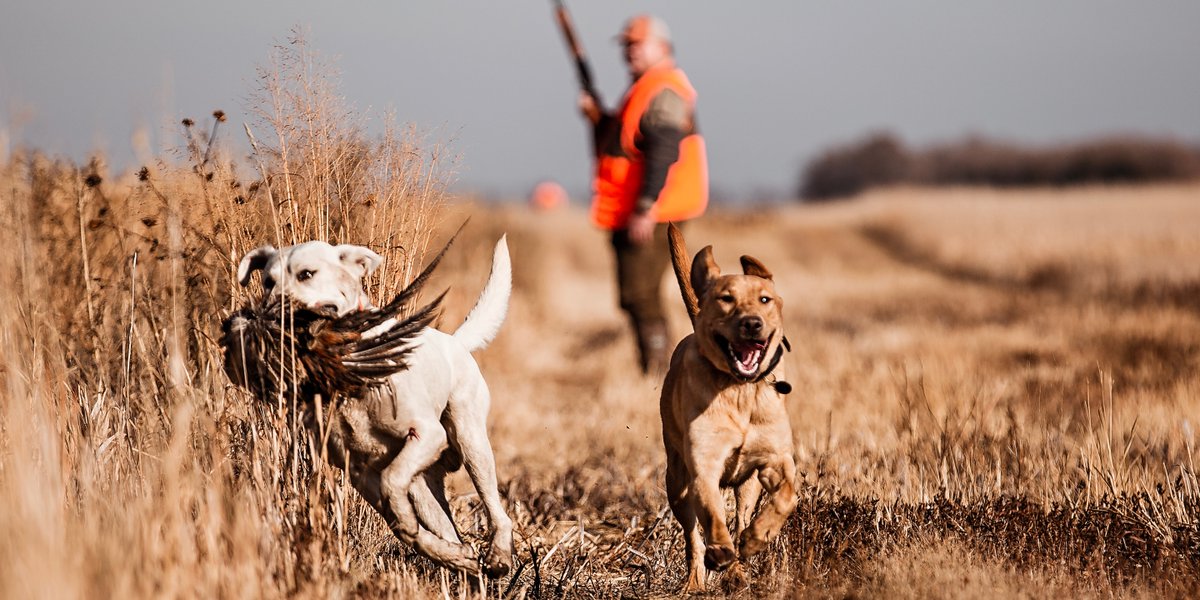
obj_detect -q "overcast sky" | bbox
[2,1,1199,201]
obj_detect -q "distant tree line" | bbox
[799,132,1200,201]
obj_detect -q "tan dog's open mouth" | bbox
[716,332,772,379]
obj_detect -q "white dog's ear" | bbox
[237,245,277,286]
[740,255,773,280]
[691,245,720,297]
[337,245,383,278]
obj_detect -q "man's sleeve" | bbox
[634,89,691,214]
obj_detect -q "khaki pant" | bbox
[611,222,681,373]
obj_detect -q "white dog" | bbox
[236,237,514,577]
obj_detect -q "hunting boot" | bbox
[636,318,670,376]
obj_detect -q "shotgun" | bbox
[552,0,601,105]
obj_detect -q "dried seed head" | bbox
[182,118,194,127]
[137,166,150,181]
[84,173,102,187]
[213,110,227,122]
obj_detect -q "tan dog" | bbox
[660,223,797,592]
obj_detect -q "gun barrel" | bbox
[553,1,599,101]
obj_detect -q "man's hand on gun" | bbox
[578,91,602,125]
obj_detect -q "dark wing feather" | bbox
[304,291,445,396]
[337,220,465,332]
[340,291,446,362]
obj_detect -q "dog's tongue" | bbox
[732,341,764,377]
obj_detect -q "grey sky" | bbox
[2,1,1198,200]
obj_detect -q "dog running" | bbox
[659,223,798,592]
[227,230,514,578]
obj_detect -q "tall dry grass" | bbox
[0,33,461,599]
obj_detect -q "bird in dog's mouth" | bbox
[716,333,771,379]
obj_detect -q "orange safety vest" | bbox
[590,64,709,230]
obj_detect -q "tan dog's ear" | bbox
[740,255,773,280]
[690,245,720,297]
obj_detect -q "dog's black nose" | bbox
[740,316,763,336]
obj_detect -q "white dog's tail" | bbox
[453,235,512,353]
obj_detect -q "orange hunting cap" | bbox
[617,14,671,44]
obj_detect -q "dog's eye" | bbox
[718,294,735,303]
[760,296,772,304]
[296,269,315,282]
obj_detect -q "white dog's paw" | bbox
[483,546,512,578]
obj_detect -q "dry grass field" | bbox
[469,184,1200,598]
[2,128,1199,600]
[1,36,1198,599]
